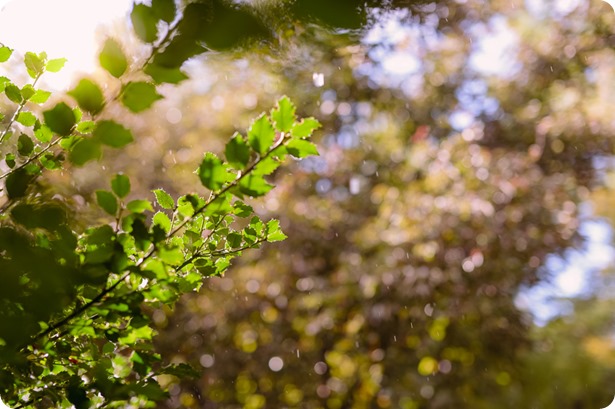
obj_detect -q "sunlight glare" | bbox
[0,0,132,89]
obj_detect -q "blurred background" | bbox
[5,0,615,407]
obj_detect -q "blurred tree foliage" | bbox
[118,0,615,408]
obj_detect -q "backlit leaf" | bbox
[225,132,250,169]
[153,189,174,209]
[248,114,275,155]
[46,58,67,72]
[99,38,127,78]
[94,120,133,148]
[286,139,319,158]
[17,134,34,156]
[68,79,104,115]
[69,138,101,165]
[0,46,12,62]
[5,83,22,103]
[291,117,321,138]
[24,52,45,78]
[29,89,51,104]
[238,174,273,197]
[197,153,233,191]
[16,112,36,127]
[121,81,162,113]
[271,96,296,132]
[127,199,154,213]
[144,63,188,84]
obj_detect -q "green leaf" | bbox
[153,211,172,233]
[291,117,321,138]
[121,81,162,113]
[5,168,33,199]
[39,152,61,170]
[197,153,233,191]
[76,121,96,134]
[43,102,76,136]
[17,134,34,156]
[34,124,52,143]
[131,4,158,43]
[69,138,101,165]
[238,174,274,197]
[96,190,118,215]
[99,38,127,78]
[0,46,12,63]
[5,83,22,103]
[111,174,130,198]
[248,114,275,155]
[24,52,45,78]
[20,84,35,100]
[5,153,15,168]
[68,78,104,115]
[158,245,183,266]
[144,63,188,84]
[266,219,287,242]
[29,89,51,104]
[152,0,176,23]
[271,96,296,132]
[127,199,154,213]
[286,139,319,158]
[46,58,67,72]
[93,120,133,148]
[153,189,174,209]
[227,231,242,248]
[233,201,253,217]
[225,132,250,169]
[16,112,36,127]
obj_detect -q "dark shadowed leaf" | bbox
[68,79,104,115]
[131,4,159,43]
[144,63,189,84]
[43,102,76,136]
[152,0,176,22]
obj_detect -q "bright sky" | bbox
[0,0,132,88]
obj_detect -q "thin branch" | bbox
[0,72,43,144]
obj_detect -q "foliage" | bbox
[0,2,319,408]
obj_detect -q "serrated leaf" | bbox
[152,0,176,23]
[76,121,96,134]
[252,156,281,176]
[153,211,172,233]
[248,114,275,155]
[46,58,67,72]
[5,83,22,103]
[121,81,162,113]
[99,38,127,78]
[127,199,154,213]
[131,4,158,43]
[20,84,35,100]
[144,63,188,84]
[238,174,274,197]
[197,152,233,191]
[153,189,174,209]
[96,190,118,215]
[17,133,34,156]
[24,52,45,78]
[227,231,243,248]
[34,125,52,143]
[94,120,133,148]
[43,102,76,136]
[158,245,183,266]
[0,46,12,63]
[271,96,296,132]
[16,112,36,127]
[225,132,250,169]
[266,219,287,242]
[111,174,130,198]
[286,139,319,158]
[29,89,51,104]
[68,78,104,115]
[291,117,321,138]
[233,201,253,217]
[69,138,101,165]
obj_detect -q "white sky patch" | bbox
[0,0,132,88]
[469,15,520,77]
